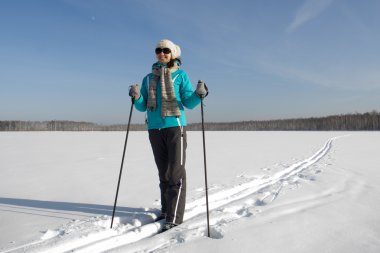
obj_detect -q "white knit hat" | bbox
[156,39,181,59]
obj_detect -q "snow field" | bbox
[1,132,380,252]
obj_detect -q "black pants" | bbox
[148,126,187,225]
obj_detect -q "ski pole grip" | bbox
[129,84,140,104]
[197,80,208,99]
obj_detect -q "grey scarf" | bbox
[147,62,181,117]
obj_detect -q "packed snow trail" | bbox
[1,136,341,253]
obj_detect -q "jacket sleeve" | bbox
[180,72,201,109]
[134,75,148,112]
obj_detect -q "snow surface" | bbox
[1,131,380,252]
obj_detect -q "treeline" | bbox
[1,111,379,131]
[187,111,380,131]
[0,120,145,131]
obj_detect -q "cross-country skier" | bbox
[129,39,208,232]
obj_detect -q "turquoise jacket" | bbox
[134,69,201,129]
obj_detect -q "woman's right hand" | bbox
[129,84,140,101]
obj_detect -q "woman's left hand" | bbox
[196,80,208,98]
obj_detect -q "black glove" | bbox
[196,80,208,98]
[129,84,140,101]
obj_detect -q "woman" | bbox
[129,39,208,231]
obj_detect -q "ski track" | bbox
[1,136,344,253]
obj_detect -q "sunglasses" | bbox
[155,48,171,54]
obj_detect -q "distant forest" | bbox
[1,111,379,131]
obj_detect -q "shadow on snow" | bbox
[0,197,159,220]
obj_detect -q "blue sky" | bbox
[1,0,379,124]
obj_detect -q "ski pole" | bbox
[111,98,134,229]
[200,95,211,238]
